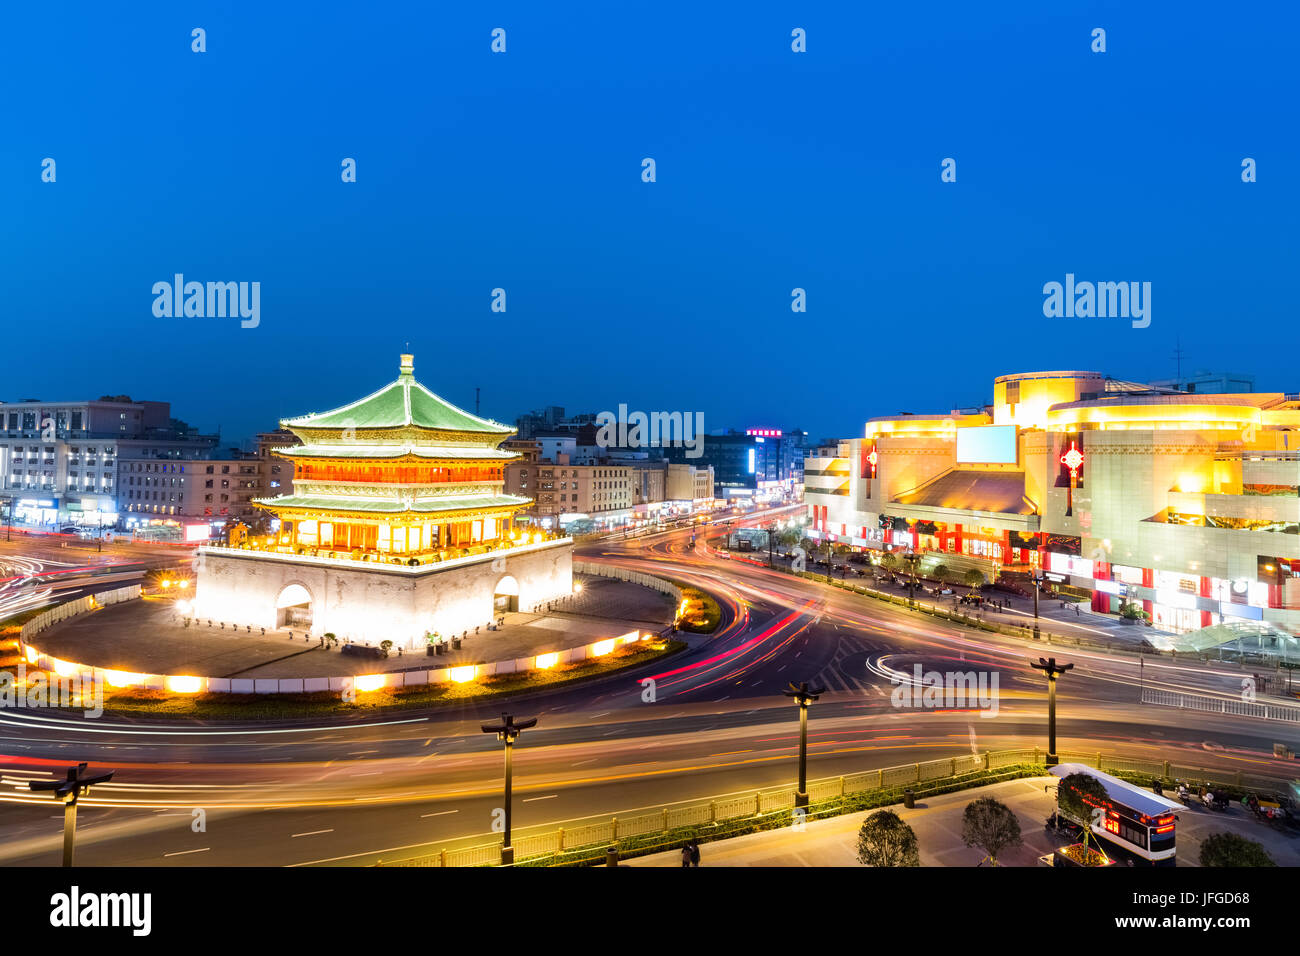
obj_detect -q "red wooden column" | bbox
[1199,576,1213,627]
[1092,561,1111,614]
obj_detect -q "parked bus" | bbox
[1050,764,1184,866]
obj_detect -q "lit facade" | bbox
[806,370,1300,635]
[193,355,572,645]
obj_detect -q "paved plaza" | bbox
[622,776,1300,867]
[28,573,675,679]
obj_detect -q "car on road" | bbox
[58,525,79,534]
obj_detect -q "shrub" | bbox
[856,809,920,867]
[1199,832,1276,867]
[961,796,1023,866]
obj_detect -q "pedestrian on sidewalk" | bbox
[690,841,701,867]
[681,844,692,867]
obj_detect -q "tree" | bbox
[931,563,948,583]
[856,809,920,867]
[379,639,394,657]
[961,796,1023,866]
[1057,772,1109,859]
[1199,832,1276,867]
[963,569,985,591]
[879,552,899,571]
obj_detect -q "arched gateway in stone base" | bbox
[193,541,571,647]
[192,353,573,646]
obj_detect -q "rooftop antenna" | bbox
[1173,337,1186,385]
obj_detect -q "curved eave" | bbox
[273,446,517,464]
[253,494,531,521]
[284,426,515,447]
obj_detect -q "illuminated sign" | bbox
[1048,552,1094,578]
[745,429,782,437]
[955,425,1017,465]
[747,449,755,474]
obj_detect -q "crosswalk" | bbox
[807,629,885,694]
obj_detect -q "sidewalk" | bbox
[620,777,1300,867]
[786,556,1183,647]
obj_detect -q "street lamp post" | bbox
[29,762,115,866]
[1029,657,1074,766]
[481,712,537,865]
[1031,568,1042,640]
[783,681,826,808]
[903,548,918,607]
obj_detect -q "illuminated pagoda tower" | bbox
[263,352,527,557]
[193,354,572,646]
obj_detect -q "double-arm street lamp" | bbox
[783,681,826,808]
[1028,657,1073,766]
[481,712,537,865]
[29,762,115,866]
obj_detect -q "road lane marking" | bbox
[164,847,210,857]
[292,829,335,838]
[420,810,459,818]
[523,794,558,802]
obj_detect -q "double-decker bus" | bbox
[1050,764,1184,866]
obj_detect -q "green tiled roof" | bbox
[257,493,531,515]
[282,355,514,434]
[282,444,517,460]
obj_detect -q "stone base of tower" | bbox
[193,539,572,649]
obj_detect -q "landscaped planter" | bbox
[1053,843,1114,867]
[340,643,385,660]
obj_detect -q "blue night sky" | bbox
[2,2,1295,445]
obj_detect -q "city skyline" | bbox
[0,353,1281,451]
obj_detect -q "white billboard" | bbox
[955,425,1018,465]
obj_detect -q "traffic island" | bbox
[4,573,685,719]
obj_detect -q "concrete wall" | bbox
[193,540,573,648]
[19,585,141,641]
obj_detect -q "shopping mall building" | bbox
[805,370,1300,635]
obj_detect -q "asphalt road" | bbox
[1,513,1296,866]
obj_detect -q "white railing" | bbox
[1141,686,1300,723]
[199,536,572,575]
